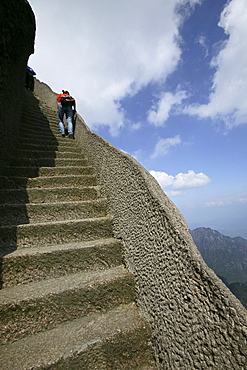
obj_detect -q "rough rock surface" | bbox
[0,0,35,168]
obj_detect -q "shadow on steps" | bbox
[0,89,59,286]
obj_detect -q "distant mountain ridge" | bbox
[189,216,247,239]
[191,227,247,283]
[191,227,247,309]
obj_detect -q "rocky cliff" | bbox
[0,0,35,168]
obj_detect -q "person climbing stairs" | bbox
[0,89,156,369]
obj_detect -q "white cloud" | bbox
[150,169,211,192]
[147,90,187,126]
[196,35,209,57]
[151,135,181,159]
[173,170,211,189]
[130,122,142,131]
[185,0,247,128]
[150,170,175,188]
[28,0,199,135]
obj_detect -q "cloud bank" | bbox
[29,0,247,134]
[29,0,200,135]
[150,169,211,194]
[186,0,247,129]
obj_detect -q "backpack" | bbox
[60,95,75,107]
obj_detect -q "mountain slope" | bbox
[191,227,247,309]
[191,227,247,284]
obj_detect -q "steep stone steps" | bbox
[19,122,58,136]
[5,174,97,188]
[19,129,60,141]
[0,199,108,225]
[1,238,123,287]
[4,165,94,177]
[0,265,134,344]
[0,216,114,251]
[19,124,58,135]
[18,135,78,146]
[0,303,154,370]
[0,186,100,203]
[8,157,88,167]
[13,149,84,159]
[0,90,155,368]
[17,143,82,153]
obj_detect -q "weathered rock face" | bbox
[0,0,35,168]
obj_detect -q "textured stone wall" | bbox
[34,80,247,369]
[0,0,35,168]
[34,79,58,112]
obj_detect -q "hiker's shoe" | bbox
[68,134,73,139]
[61,133,65,137]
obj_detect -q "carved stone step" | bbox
[4,165,94,178]
[0,186,100,204]
[1,238,123,287]
[14,149,85,159]
[17,142,82,153]
[0,303,155,369]
[0,266,134,344]
[5,174,97,188]
[19,135,79,146]
[0,198,108,225]
[0,216,114,251]
[8,157,88,167]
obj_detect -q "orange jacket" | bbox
[57,93,69,103]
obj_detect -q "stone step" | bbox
[20,125,60,140]
[22,107,56,119]
[21,113,61,125]
[14,149,84,159]
[0,198,108,225]
[19,133,73,144]
[18,126,68,142]
[20,112,56,123]
[17,142,82,153]
[22,114,55,123]
[4,165,94,178]
[20,123,55,136]
[8,157,88,168]
[6,174,97,188]
[19,128,63,140]
[19,135,78,147]
[0,266,134,344]
[0,303,155,369]
[0,238,123,287]
[0,216,114,251]
[23,118,57,127]
[21,112,57,122]
[0,186,100,204]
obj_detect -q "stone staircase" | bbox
[0,90,155,369]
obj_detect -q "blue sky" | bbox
[28,0,247,237]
